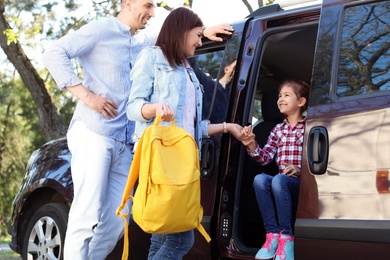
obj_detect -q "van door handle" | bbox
[201,139,215,178]
[312,130,320,163]
[308,127,329,175]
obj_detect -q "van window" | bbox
[191,34,242,123]
[336,1,390,97]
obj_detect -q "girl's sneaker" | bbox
[255,233,278,259]
[274,235,294,260]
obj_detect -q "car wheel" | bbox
[21,203,69,260]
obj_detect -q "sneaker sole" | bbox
[255,255,274,260]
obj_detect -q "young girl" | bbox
[126,7,243,259]
[241,80,310,260]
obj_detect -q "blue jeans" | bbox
[253,173,300,235]
[148,230,194,260]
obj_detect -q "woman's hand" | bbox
[156,103,175,122]
[226,123,244,140]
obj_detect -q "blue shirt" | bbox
[126,46,210,150]
[42,17,156,143]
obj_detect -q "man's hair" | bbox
[156,7,203,67]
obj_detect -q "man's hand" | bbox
[66,84,118,119]
[87,94,118,119]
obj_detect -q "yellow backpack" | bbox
[116,114,211,259]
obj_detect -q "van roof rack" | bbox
[276,0,322,9]
[246,4,282,18]
[247,0,322,18]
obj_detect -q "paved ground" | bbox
[0,243,11,251]
[0,244,21,260]
[0,244,11,251]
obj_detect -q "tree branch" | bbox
[0,0,66,141]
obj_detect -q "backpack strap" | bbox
[154,113,175,127]
[197,207,211,242]
[116,135,143,260]
[115,114,165,259]
[197,225,211,243]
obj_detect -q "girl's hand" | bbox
[240,125,256,149]
[281,163,301,177]
[156,103,175,122]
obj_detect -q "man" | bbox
[42,0,233,259]
[189,58,237,123]
[218,60,237,89]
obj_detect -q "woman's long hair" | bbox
[156,7,203,67]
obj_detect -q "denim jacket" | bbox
[126,46,209,150]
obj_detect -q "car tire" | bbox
[21,203,69,260]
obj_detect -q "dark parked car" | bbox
[9,0,390,259]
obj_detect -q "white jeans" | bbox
[64,121,133,260]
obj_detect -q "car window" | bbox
[189,50,225,122]
[191,33,242,123]
[336,1,390,97]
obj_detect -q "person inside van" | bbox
[188,58,237,123]
[240,79,309,260]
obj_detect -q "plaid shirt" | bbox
[247,117,306,174]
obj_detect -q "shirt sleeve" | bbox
[41,21,100,90]
[247,127,278,166]
[247,142,261,156]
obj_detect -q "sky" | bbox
[169,0,258,26]
[145,0,321,32]
[0,0,258,73]
[0,0,316,72]
[144,0,260,35]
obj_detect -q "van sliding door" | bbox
[296,0,390,258]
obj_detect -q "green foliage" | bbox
[0,75,44,238]
[3,29,17,45]
[0,1,108,237]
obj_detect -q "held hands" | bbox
[226,123,245,140]
[281,163,301,178]
[156,103,175,122]
[203,23,234,42]
[240,125,256,150]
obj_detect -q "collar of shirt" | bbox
[282,117,306,128]
[113,17,143,36]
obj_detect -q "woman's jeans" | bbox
[253,173,300,235]
[148,230,194,260]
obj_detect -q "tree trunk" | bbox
[0,1,66,141]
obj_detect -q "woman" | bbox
[126,7,243,260]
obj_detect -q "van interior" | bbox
[235,22,318,252]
